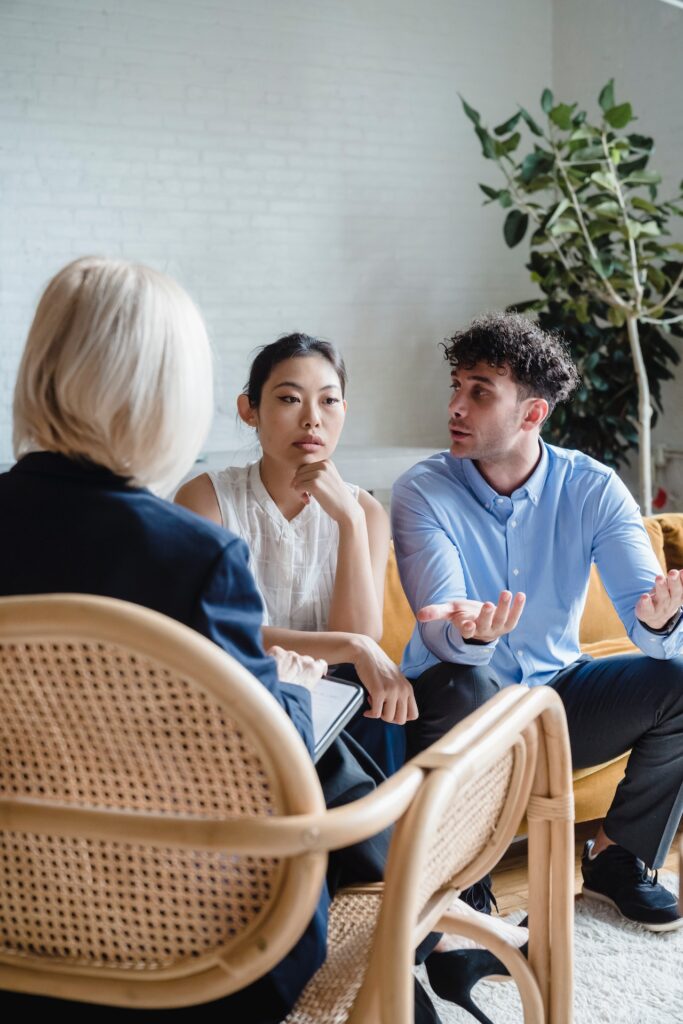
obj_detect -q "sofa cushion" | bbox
[381,544,414,664]
[656,512,683,571]
[578,517,666,646]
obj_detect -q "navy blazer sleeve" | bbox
[190,535,315,756]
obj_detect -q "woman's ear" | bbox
[237,393,258,428]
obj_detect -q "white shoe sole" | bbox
[582,885,683,932]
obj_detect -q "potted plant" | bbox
[461,81,683,513]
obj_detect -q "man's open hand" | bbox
[417,590,526,643]
[636,570,683,631]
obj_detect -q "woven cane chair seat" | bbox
[285,888,382,1024]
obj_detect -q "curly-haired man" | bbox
[392,312,683,942]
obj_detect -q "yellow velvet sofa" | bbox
[381,512,683,825]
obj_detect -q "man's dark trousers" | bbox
[406,654,683,869]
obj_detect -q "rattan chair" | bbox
[287,681,574,1024]
[0,594,574,1022]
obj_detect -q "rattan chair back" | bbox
[0,593,327,1008]
[350,685,573,1024]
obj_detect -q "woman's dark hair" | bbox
[243,333,348,406]
[443,312,580,412]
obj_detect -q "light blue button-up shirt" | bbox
[391,442,683,684]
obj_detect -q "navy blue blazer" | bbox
[0,451,326,1020]
[0,451,313,750]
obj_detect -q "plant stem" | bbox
[553,136,626,310]
[641,312,683,326]
[644,266,683,315]
[626,314,653,514]
[602,132,644,313]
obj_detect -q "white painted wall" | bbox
[553,0,683,502]
[0,0,552,464]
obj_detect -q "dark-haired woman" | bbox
[176,333,415,774]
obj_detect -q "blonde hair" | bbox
[13,257,213,495]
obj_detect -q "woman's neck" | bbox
[258,454,309,521]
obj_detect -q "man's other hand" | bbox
[636,570,683,631]
[417,591,526,643]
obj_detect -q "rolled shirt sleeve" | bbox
[391,478,498,668]
[592,473,683,660]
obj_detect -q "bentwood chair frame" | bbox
[0,594,574,1022]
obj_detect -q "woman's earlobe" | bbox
[237,393,258,427]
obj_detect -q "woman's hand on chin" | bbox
[351,636,419,725]
[267,645,327,690]
[291,459,363,526]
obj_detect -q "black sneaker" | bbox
[581,840,682,932]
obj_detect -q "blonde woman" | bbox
[2,258,448,1024]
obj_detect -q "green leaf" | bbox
[460,95,481,126]
[637,220,661,237]
[479,183,501,201]
[647,265,668,291]
[499,190,513,208]
[541,88,554,114]
[545,197,571,229]
[598,79,615,112]
[590,170,618,193]
[518,106,544,136]
[504,210,529,247]
[627,134,653,152]
[591,199,620,218]
[569,144,607,163]
[549,103,574,130]
[493,112,521,136]
[501,131,521,154]
[475,125,496,159]
[589,253,615,278]
[520,149,554,183]
[570,126,598,142]
[548,217,580,236]
[604,103,633,129]
[588,220,617,239]
[631,196,660,216]
[623,170,662,186]
[575,296,590,323]
[608,306,626,327]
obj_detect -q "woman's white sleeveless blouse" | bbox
[208,462,360,631]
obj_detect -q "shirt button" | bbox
[517,649,523,656]
[512,568,519,576]
[511,521,517,528]
[495,497,503,504]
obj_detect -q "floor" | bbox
[492,820,682,915]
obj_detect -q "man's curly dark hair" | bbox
[443,312,580,412]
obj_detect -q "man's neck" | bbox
[474,437,543,497]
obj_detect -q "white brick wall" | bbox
[1,0,552,463]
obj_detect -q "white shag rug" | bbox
[417,873,683,1024]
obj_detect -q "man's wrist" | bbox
[639,608,683,636]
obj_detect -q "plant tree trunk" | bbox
[626,314,653,515]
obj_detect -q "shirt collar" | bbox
[460,440,549,511]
